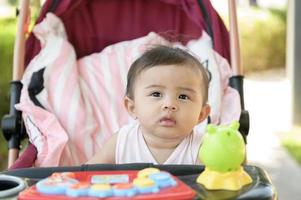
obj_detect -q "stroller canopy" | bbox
[25,0,230,66]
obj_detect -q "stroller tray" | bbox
[2,164,277,200]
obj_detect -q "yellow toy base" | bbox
[196,167,253,191]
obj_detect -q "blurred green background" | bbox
[0,2,287,170]
[0,0,40,170]
[0,17,15,170]
[240,8,286,73]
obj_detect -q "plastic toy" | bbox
[197,121,253,190]
[137,167,160,178]
[91,174,129,184]
[18,168,196,200]
[113,182,138,197]
[149,172,177,188]
[88,183,113,198]
[36,172,78,195]
[66,182,90,197]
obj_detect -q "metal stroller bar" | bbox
[1,0,30,168]
[228,0,250,142]
[229,0,242,76]
[13,0,29,81]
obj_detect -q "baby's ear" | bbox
[198,104,211,123]
[124,96,136,119]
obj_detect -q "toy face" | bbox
[198,122,245,172]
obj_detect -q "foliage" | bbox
[0,17,15,170]
[281,127,301,165]
[0,2,40,170]
[283,142,301,165]
[8,0,18,6]
[239,8,286,73]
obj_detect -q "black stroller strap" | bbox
[197,0,214,46]
[49,0,60,12]
[28,68,45,109]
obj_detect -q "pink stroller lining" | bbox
[16,13,240,167]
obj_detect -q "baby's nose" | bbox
[163,105,177,111]
[162,100,178,111]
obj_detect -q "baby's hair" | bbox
[126,45,209,104]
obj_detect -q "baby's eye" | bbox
[179,94,189,100]
[150,92,162,97]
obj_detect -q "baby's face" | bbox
[132,64,208,141]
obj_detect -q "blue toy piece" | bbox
[91,174,129,184]
[36,177,78,195]
[136,185,159,194]
[149,172,177,188]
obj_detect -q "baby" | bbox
[88,45,210,165]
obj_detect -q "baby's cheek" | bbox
[182,115,199,128]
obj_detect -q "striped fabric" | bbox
[16,13,240,167]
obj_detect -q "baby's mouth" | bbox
[159,117,176,127]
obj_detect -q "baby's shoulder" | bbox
[118,120,140,135]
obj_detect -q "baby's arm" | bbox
[86,134,118,164]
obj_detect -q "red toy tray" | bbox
[18,170,196,200]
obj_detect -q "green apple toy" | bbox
[196,121,252,190]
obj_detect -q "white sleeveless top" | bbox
[115,121,206,164]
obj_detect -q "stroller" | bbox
[1,0,250,169]
[1,1,280,199]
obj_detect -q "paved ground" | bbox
[245,68,301,200]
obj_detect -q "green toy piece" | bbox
[197,121,252,191]
[198,121,245,172]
